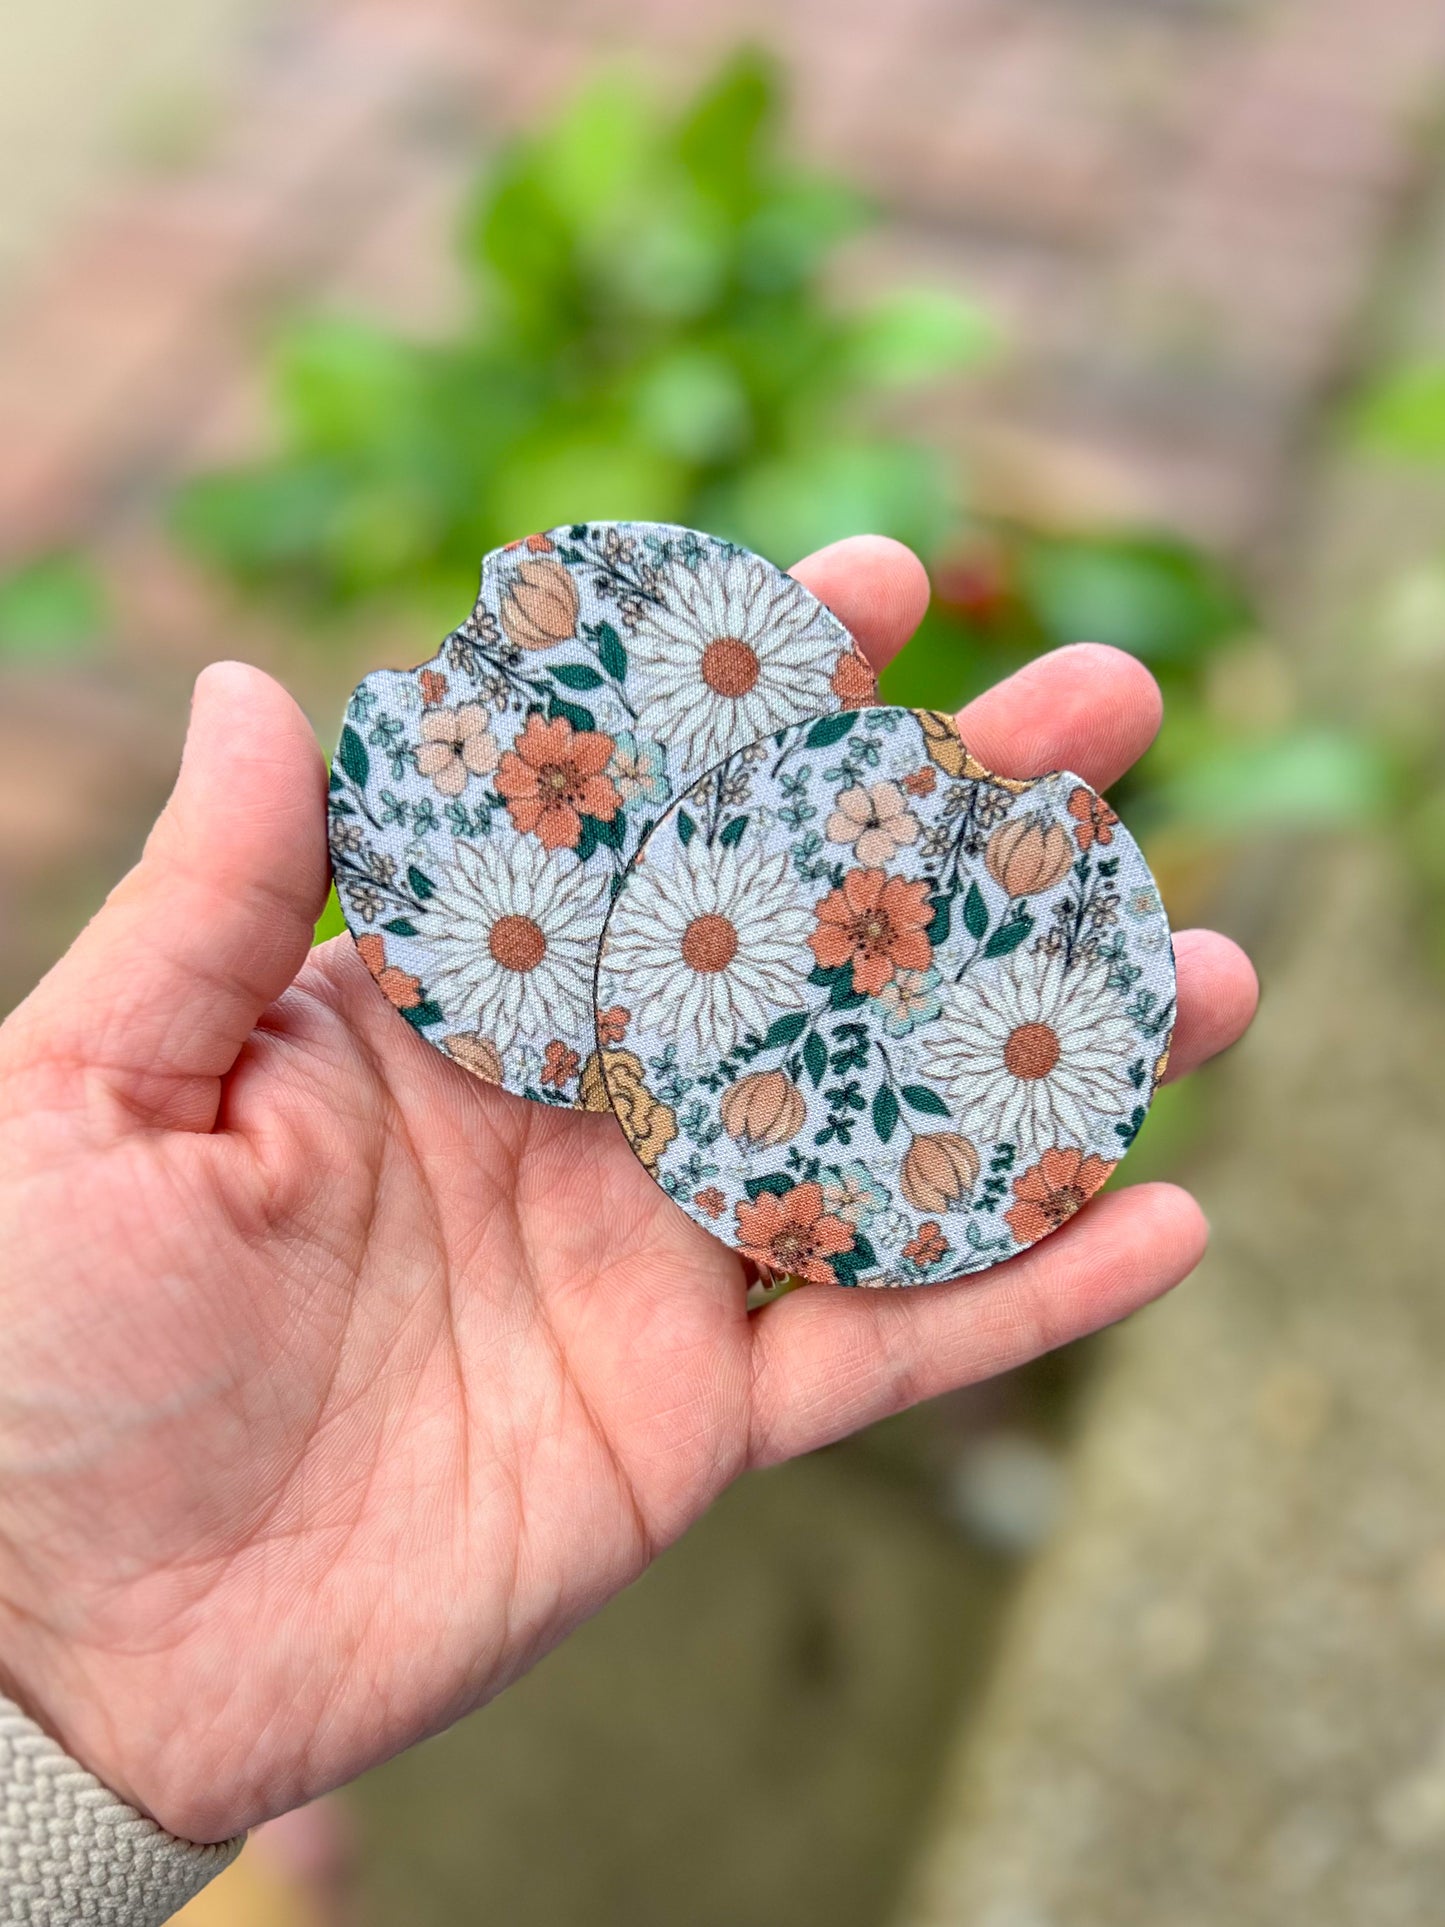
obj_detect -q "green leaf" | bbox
[984,915,1033,958]
[1351,361,1445,460]
[172,464,343,579]
[678,810,697,846]
[872,1084,900,1144]
[763,1011,808,1050]
[674,47,776,213]
[901,1083,950,1117]
[1021,533,1247,667]
[551,662,605,690]
[546,694,596,734]
[0,555,107,658]
[402,1000,445,1029]
[595,622,628,681]
[407,865,437,901]
[1152,728,1391,833]
[743,1171,794,1201]
[828,976,867,1012]
[805,711,856,749]
[577,810,626,856]
[802,1030,827,1088]
[844,288,997,387]
[631,349,750,462]
[383,917,419,936]
[719,814,748,849]
[337,726,370,790]
[963,881,988,941]
[716,441,955,573]
[850,1233,878,1272]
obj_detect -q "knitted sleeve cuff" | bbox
[0,1696,243,1925]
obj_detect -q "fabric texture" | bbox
[330,521,874,1109]
[0,1696,241,1926]
[594,706,1176,1285]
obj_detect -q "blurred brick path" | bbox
[3,0,1445,1006]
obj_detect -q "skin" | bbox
[0,537,1258,1844]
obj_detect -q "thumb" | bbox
[16,661,329,1133]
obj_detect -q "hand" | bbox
[0,538,1257,1843]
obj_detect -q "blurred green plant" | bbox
[1350,359,1445,460]
[1349,357,1445,967]
[0,555,107,659]
[175,54,987,632]
[166,47,1373,937]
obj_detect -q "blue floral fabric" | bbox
[328,523,874,1106]
[593,706,1175,1286]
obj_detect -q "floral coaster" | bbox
[593,706,1175,1286]
[328,523,874,1106]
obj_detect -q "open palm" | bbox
[0,538,1256,1844]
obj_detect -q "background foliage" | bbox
[168,51,1378,880]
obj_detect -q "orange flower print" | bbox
[496,713,621,851]
[902,765,937,797]
[734,1182,855,1287]
[809,868,934,997]
[596,1005,630,1046]
[418,668,448,707]
[1068,786,1118,852]
[1005,1147,1116,1245]
[694,1186,725,1220]
[504,532,556,554]
[354,934,422,1011]
[903,1221,948,1268]
[830,650,876,705]
[542,1039,581,1088]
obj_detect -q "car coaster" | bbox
[593,706,1175,1286]
[328,523,875,1107]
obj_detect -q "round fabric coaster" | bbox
[594,706,1175,1286]
[328,523,874,1109]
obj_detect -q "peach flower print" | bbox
[902,1221,948,1268]
[414,702,499,797]
[734,1182,855,1286]
[1067,786,1118,852]
[694,1186,726,1220]
[355,934,422,1011]
[1005,1147,1115,1244]
[830,650,876,704]
[809,868,934,997]
[542,1040,581,1088]
[596,1005,630,1046]
[825,781,921,866]
[496,713,621,851]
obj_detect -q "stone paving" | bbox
[897,133,1445,1927]
[5,5,1445,1921]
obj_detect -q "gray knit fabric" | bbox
[0,1697,242,1924]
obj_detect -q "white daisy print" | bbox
[415,836,608,1053]
[601,837,815,1059]
[927,949,1135,1151]
[628,549,861,771]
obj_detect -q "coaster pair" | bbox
[331,523,1175,1287]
